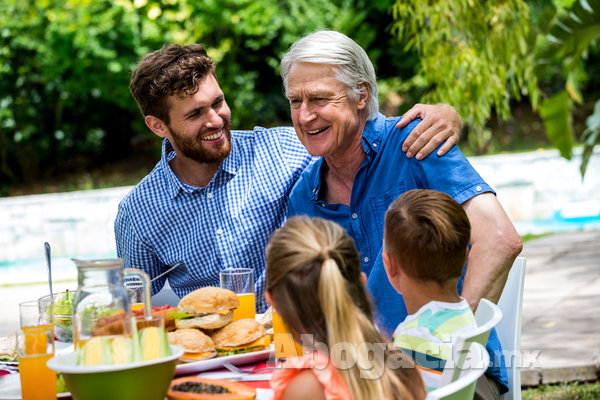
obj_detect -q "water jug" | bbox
[71,258,152,347]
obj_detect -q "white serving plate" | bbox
[174,347,274,376]
[0,374,70,399]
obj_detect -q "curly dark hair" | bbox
[129,43,216,125]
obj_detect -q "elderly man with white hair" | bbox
[116,42,459,314]
[284,30,522,399]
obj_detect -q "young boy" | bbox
[382,189,484,394]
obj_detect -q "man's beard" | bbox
[168,123,232,164]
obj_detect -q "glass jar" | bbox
[71,258,151,347]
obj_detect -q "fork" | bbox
[222,362,277,375]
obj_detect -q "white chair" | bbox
[426,342,490,400]
[496,257,527,400]
[439,298,502,386]
[151,279,180,307]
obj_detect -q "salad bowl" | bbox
[39,291,74,343]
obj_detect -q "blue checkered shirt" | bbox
[114,127,315,312]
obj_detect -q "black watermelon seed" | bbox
[172,382,233,394]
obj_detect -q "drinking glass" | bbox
[19,300,52,329]
[16,327,57,400]
[219,268,255,320]
[273,310,304,359]
[135,314,165,332]
[125,278,145,311]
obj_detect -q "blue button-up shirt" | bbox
[115,127,315,313]
[288,113,508,393]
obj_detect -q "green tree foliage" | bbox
[533,0,600,176]
[390,0,539,155]
[0,0,402,191]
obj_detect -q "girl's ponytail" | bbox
[266,217,425,400]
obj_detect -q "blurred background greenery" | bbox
[1,0,599,197]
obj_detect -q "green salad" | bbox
[46,290,74,342]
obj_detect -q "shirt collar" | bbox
[160,137,239,199]
[361,113,385,154]
[309,113,386,201]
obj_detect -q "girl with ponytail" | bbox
[265,216,425,400]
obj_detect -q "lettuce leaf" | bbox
[167,311,194,320]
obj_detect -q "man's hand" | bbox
[396,103,462,160]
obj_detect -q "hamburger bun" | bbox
[178,287,239,314]
[210,319,267,348]
[174,287,239,330]
[174,312,233,330]
[168,329,215,353]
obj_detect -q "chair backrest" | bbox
[496,257,527,400]
[426,342,490,400]
[439,298,502,386]
[151,279,181,307]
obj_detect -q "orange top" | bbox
[270,353,352,400]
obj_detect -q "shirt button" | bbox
[352,213,358,219]
[321,203,326,208]
[207,193,213,199]
[364,257,369,263]
[216,229,223,235]
[373,143,378,147]
[476,186,482,192]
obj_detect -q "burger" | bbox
[168,329,217,362]
[171,287,240,330]
[210,319,270,357]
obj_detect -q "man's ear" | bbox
[356,82,369,110]
[145,115,170,138]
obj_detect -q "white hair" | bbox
[281,30,379,121]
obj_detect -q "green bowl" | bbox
[47,345,184,400]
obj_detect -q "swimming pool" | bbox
[0,252,117,285]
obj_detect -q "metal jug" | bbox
[71,258,152,347]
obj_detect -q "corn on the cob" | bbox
[141,327,161,361]
[110,337,133,364]
[80,337,113,366]
[139,326,171,361]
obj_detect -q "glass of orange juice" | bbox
[16,327,57,400]
[273,309,304,359]
[220,268,255,320]
[20,300,53,329]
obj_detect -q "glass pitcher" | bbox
[71,258,152,347]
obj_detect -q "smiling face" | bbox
[164,74,232,164]
[286,62,368,160]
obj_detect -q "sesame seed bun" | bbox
[168,329,215,354]
[177,287,240,314]
[210,319,267,348]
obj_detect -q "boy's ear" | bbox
[145,115,170,138]
[382,251,398,278]
[383,251,404,295]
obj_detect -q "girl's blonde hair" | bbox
[266,216,425,400]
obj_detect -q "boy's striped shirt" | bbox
[393,299,477,392]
